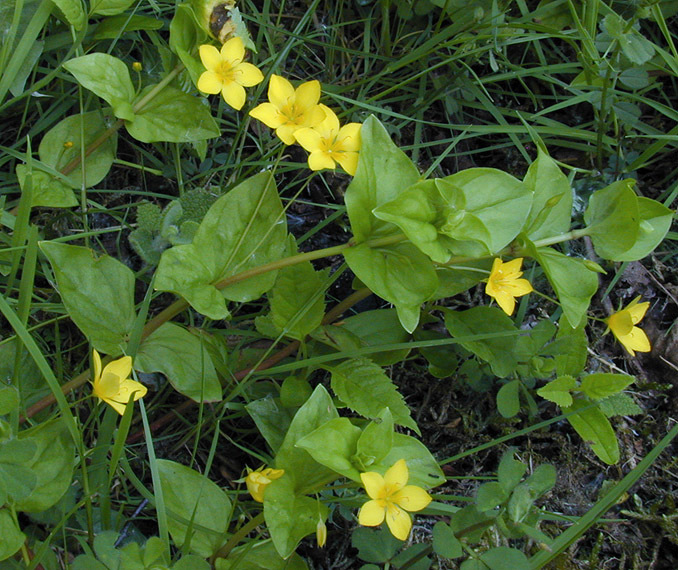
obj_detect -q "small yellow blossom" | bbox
[245,466,285,502]
[316,516,327,548]
[249,75,326,145]
[197,37,263,110]
[132,62,142,72]
[91,350,147,416]
[358,459,431,541]
[63,141,74,149]
[295,105,362,175]
[484,257,533,316]
[606,296,651,356]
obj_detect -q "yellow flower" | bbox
[197,37,263,110]
[249,75,326,145]
[245,466,285,502]
[606,296,651,356]
[316,516,327,548]
[484,257,533,316]
[91,350,147,416]
[358,459,431,541]
[295,104,361,175]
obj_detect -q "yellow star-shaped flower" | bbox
[358,459,431,541]
[245,466,285,502]
[295,104,362,175]
[606,296,651,356]
[249,75,326,145]
[91,350,147,416]
[484,257,533,316]
[197,37,264,110]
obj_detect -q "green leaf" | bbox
[0,386,19,415]
[343,241,437,333]
[536,375,578,407]
[496,380,521,418]
[443,306,519,377]
[476,481,508,511]
[598,392,643,417]
[612,197,673,261]
[345,116,420,242]
[280,375,313,408]
[379,433,445,489]
[174,555,212,570]
[523,147,572,241]
[431,258,492,300]
[126,85,220,143]
[295,418,362,481]
[268,258,326,341]
[532,246,598,327]
[326,358,418,433]
[136,323,221,403]
[264,475,328,558]
[497,450,527,493]
[583,179,640,260]
[480,547,530,570]
[564,399,619,464]
[16,164,77,208]
[38,111,117,189]
[355,408,395,471]
[63,54,135,120]
[275,385,339,492]
[50,0,86,29]
[215,540,308,570]
[15,419,74,512]
[579,373,634,400]
[39,242,136,355]
[246,396,295,454]
[351,526,402,562]
[524,464,557,496]
[0,439,38,501]
[440,169,531,254]
[157,459,231,557]
[340,309,411,366]
[552,316,588,377]
[0,509,26,561]
[93,15,164,39]
[155,173,287,319]
[432,521,462,559]
[90,0,135,16]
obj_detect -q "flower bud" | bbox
[132,62,142,72]
[316,517,327,548]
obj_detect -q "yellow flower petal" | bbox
[221,36,245,64]
[93,349,102,382]
[103,355,133,381]
[222,82,246,110]
[607,309,634,337]
[384,459,408,490]
[499,257,525,278]
[316,104,340,133]
[250,103,285,129]
[294,80,321,110]
[197,70,224,94]
[384,503,411,541]
[627,297,649,324]
[94,373,120,400]
[485,258,532,316]
[620,326,651,355]
[392,485,432,512]
[307,151,335,171]
[275,125,298,145]
[360,471,386,500]
[101,396,128,416]
[268,75,295,108]
[336,123,362,152]
[236,62,264,87]
[358,499,385,526]
[294,127,323,153]
[198,44,222,71]
[334,151,359,176]
[491,288,516,316]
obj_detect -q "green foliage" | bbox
[39,242,136,355]
[135,323,221,402]
[156,459,231,557]
[155,173,287,319]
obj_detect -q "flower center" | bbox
[215,62,235,83]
